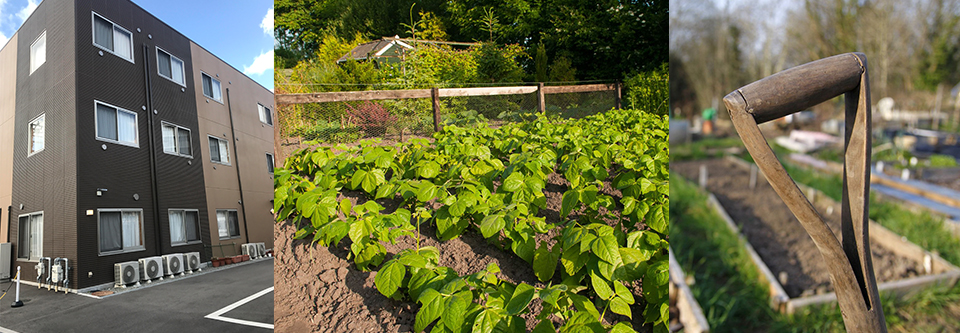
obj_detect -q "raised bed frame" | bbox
[686,156,960,314]
[669,247,710,333]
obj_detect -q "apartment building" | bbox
[0,0,275,290]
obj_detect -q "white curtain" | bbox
[258,104,266,123]
[122,211,140,248]
[169,211,185,244]
[113,28,131,60]
[218,139,230,164]
[171,57,184,84]
[117,110,136,145]
[162,124,175,153]
[177,128,191,156]
[217,211,228,238]
[31,115,44,153]
[30,214,42,259]
[211,79,222,100]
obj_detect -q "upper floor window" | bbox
[157,47,185,86]
[29,114,44,156]
[201,73,222,102]
[93,12,133,62]
[95,101,138,148]
[208,135,230,165]
[161,122,192,157]
[258,104,272,125]
[30,31,46,74]
[266,153,275,174]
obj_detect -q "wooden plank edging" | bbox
[669,247,711,333]
[275,83,617,105]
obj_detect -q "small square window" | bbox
[95,101,138,147]
[92,12,133,62]
[98,209,144,255]
[266,153,275,174]
[201,73,222,102]
[29,114,44,156]
[169,209,200,246]
[30,31,46,74]
[157,48,185,86]
[161,122,192,157]
[258,104,272,125]
[216,209,240,239]
[208,135,230,165]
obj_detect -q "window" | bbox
[28,114,44,156]
[17,212,43,260]
[169,209,200,246]
[161,122,192,157]
[266,153,275,174]
[208,135,230,165]
[258,104,272,125]
[95,101,138,147]
[201,73,222,102]
[92,12,133,62]
[30,31,46,74]
[216,210,240,239]
[157,48,185,86]
[98,209,144,255]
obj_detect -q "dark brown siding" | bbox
[10,0,78,286]
[72,0,209,289]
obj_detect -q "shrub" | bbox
[345,101,398,137]
[625,63,668,115]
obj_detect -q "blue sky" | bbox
[0,0,274,91]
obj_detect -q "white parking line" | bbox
[204,286,274,330]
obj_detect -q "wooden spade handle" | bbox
[725,53,865,124]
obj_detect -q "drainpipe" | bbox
[225,88,250,245]
[142,44,163,256]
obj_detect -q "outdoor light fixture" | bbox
[96,188,107,197]
[86,210,93,216]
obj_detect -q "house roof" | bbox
[336,36,479,63]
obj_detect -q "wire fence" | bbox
[275,83,621,150]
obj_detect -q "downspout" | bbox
[224,88,250,245]
[142,44,163,255]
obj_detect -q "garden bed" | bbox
[673,158,959,312]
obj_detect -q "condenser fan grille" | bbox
[123,265,137,283]
[189,255,199,269]
[170,257,181,271]
[147,261,160,277]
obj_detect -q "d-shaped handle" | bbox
[724,53,865,124]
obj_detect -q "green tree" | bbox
[534,43,548,82]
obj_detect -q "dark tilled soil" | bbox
[673,159,925,298]
[275,170,647,332]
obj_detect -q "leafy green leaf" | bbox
[610,322,638,333]
[472,308,501,333]
[480,214,505,238]
[531,319,557,333]
[590,272,614,300]
[505,283,536,315]
[591,226,623,264]
[415,289,443,332]
[533,243,558,282]
[442,291,472,331]
[609,296,633,318]
[560,189,579,218]
[419,161,441,179]
[374,260,405,298]
[501,171,524,192]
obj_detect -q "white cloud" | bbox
[259,8,273,35]
[16,0,39,22]
[243,49,273,76]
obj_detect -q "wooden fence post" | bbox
[538,82,546,114]
[432,87,441,132]
[615,82,622,109]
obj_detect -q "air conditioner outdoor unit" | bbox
[257,243,266,258]
[139,256,164,282]
[0,243,11,279]
[162,253,184,276]
[114,261,141,288]
[184,252,201,273]
[241,243,257,258]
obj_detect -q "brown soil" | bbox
[673,159,925,298]
[274,170,647,332]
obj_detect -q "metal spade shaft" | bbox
[723,52,887,332]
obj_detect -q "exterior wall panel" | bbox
[0,33,18,245]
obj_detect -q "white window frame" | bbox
[200,72,222,103]
[17,211,43,261]
[28,113,45,156]
[94,100,139,148]
[266,152,275,175]
[216,209,241,240]
[156,47,186,87]
[168,209,201,246]
[161,121,193,158]
[97,208,145,256]
[30,31,46,74]
[207,135,230,165]
[258,103,272,125]
[91,12,135,63]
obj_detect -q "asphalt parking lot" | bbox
[0,258,273,332]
